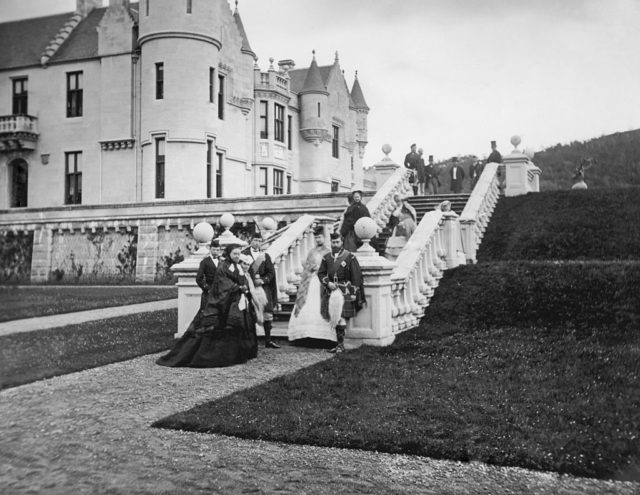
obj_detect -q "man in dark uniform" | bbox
[449,157,465,193]
[243,233,280,348]
[416,148,427,195]
[425,155,440,194]
[339,190,371,252]
[196,239,221,311]
[487,140,504,191]
[404,143,419,195]
[318,232,365,353]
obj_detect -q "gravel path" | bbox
[1,346,638,495]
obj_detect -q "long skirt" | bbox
[156,309,257,368]
[288,275,335,342]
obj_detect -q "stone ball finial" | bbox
[524,147,536,160]
[262,217,277,232]
[510,135,522,149]
[193,222,214,245]
[382,144,392,156]
[219,213,235,230]
[355,217,378,241]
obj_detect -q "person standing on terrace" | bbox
[340,190,371,252]
[404,143,419,195]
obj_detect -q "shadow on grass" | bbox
[0,309,176,390]
[153,323,640,481]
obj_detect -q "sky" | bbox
[2,0,640,164]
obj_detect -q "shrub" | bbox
[425,261,640,341]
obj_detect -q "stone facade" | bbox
[0,0,369,211]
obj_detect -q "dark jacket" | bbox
[196,256,218,293]
[242,247,277,309]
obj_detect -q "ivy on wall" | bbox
[0,231,34,283]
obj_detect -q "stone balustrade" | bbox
[363,165,413,232]
[388,211,447,333]
[459,162,501,264]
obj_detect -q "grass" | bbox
[0,286,177,322]
[153,321,640,480]
[0,309,176,390]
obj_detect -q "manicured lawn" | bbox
[0,286,177,322]
[0,309,176,390]
[153,322,639,480]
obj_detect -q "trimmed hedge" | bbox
[425,261,640,339]
[478,188,640,261]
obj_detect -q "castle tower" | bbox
[298,51,330,192]
[138,0,224,201]
[350,71,369,163]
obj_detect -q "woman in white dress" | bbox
[288,226,333,342]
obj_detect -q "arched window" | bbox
[9,159,28,207]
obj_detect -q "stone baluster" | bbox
[275,255,290,303]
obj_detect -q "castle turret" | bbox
[137,0,225,200]
[351,71,369,159]
[299,51,329,146]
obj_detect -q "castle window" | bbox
[65,151,82,205]
[258,167,268,195]
[274,104,285,143]
[259,101,268,139]
[209,68,215,103]
[206,140,212,198]
[155,63,164,100]
[66,72,83,118]
[331,181,339,192]
[287,115,292,150]
[216,152,223,198]
[155,138,165,199]
[9,159,28,208]
[12,78,28,115]
[145,0,149,15]
[332,125,340,158]
[217,74,225,119]
[286,174,292,194]
[273,169,284,195]
[317,102,321,118]
[187,0,192,13]
[351,155,354,171]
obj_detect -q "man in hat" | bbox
[469,157,484,188]
[242,233,280,348]
[339,189,371,252]
[318,232,365,353]
[425,155,440,195]
[404,143,419,195]
[449,156,465,194]
[416,148,427,195]
[487,140,502,164]
[196,239,221,311]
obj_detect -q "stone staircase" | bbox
[375,193,470,256]
[272,193,471,326]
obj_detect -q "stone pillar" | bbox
[135,220,158,283]
[171,222,214,338]
[347,217,395,348]
[30,227,53,283]
[441,211,464,269]
[372,144,400,189]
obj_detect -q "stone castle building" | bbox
[0,0,369,210]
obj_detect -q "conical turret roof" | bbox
[300,51,328,94]
[350,72,369,110]
[233,2,256,60]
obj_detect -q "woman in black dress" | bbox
[156,243,258,368]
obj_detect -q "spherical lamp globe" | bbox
[262,217,277,232]
[510,135,522,149]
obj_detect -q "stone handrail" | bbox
[388,210,447,333]
[459,162,501,263]
[365,166,413,232]
[265,214,335,303]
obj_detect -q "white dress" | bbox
[287,247,335,342]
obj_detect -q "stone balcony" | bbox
[0,114,39,152]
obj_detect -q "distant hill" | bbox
[533,129,640,190]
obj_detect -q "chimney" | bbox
[278,59,296,72]
[76,0,103,17]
